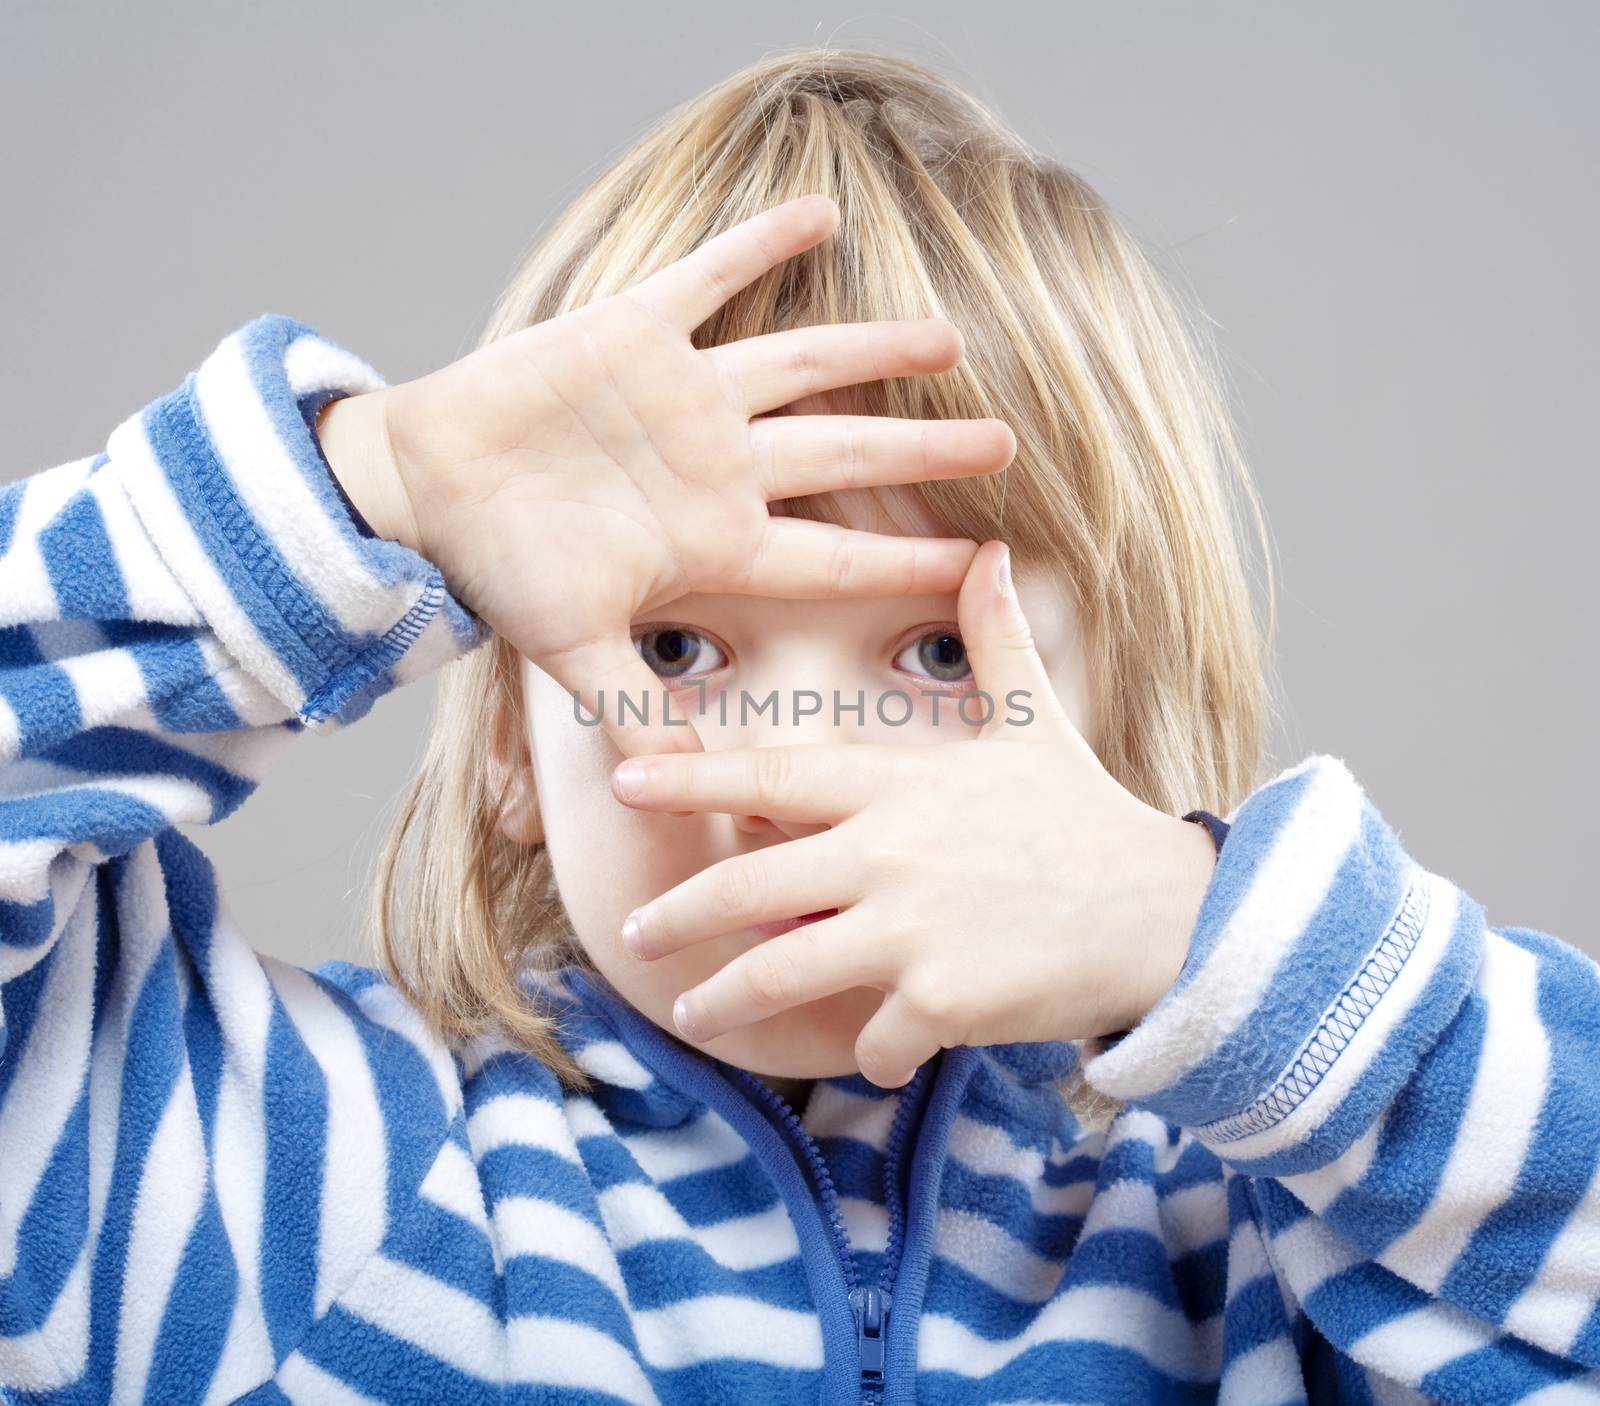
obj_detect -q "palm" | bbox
[379,195,1018,757]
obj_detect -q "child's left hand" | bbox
[609,541,1221,1088]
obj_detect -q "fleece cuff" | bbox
[1083,753,1485,1176]
[109,313,491,729]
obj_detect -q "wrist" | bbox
[1113,814,1219,1032]
[315,392,422,554]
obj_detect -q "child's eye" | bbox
[893,628,972,686]
[633,626,728,680]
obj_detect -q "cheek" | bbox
[522,666,707,944]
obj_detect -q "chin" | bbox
[707,983,887,1081]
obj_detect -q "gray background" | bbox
[5,2,1595,966]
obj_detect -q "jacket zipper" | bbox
[726,1062,931,1406]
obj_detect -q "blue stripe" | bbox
[1222,886,1486,1177]
[1152,797,1414,1129]
[38,485,129,621]
[0,629,81,761]
[1441,926,1600,1322]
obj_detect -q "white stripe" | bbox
[573,1036,655,1090]
[281,327,387,403]
[275,1350,387,1406]
[610,1109,753,1184]
[467,1090,582,1162]
[84,456,200,626]
[1378,928,1546,1293]
[353,979,465,1123]
[1507,1134,1600,1354]
[505,1313,661,1402]
[0,835,75,906]
[1514,1370,1600,1403]
[1278,1106,1388,1214]
[266,958,389,1317]
[0,688,19,770]
[0,456,96,626]
[192,332,391,636]
[53,638,153,734]
[334,1252,505,1380]
[0,869,98,1276]
[110,406,307,711]
[932,1205,1070,1301]
[88,842,170,1274]
[204,906,279,1395]
[1193,870,1460,1164]
[626,1292,821,1372]
[595,1179,799,1271]
[1263,1208,1366,1300]
[198,1296,276,1406]
[1218,1340,1307,1405]
[1347,1301,1494,1384]
[0,1240,91,1390]
[1086,755,1361,1099]
[493,1194,629,1302]
[419,1137,492,1232]
[918,1289,1222,1385]
[113,1062,208,1405]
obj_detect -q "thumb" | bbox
[536,632,707,762]
[957,541,1070,737]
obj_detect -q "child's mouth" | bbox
[751,908,838,939]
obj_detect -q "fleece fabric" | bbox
[2,313,1599,1405]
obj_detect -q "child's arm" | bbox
[0,313,489,1395]
[1082,754,1600,1397]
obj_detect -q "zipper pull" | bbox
[850,1285,891,1389]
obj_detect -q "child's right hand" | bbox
[315,194,1017,758]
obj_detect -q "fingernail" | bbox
[996,545,1013,598]
[621,909,646,956]
[673,995,700,1041]
[614,760,647,800]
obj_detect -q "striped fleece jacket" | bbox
[2,313,1599,1405]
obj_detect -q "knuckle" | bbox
[709,861,762,923]
[842,420,867,491]
[787,338,820,394]
[747,948,801,1011]
[869,833,917,884]
[824,534,855,597]
[694,256,735,307]
[753,746,799,809]
[899,969,957,1027]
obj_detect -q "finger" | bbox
[957,540,1071,738]
[740,517,982,599]
[746,412,1015,501]
[611,742,892,823]
[706,319,963,417]
[623,194,840,334]
[669,907,889,1045]
[535,633,707,761]
[851,987,946,1090]
[621,830,865,961]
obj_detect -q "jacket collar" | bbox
[527,961,1086,1138]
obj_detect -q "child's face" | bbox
[511,412,1096,1090]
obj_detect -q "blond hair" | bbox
[359,46,1282,1118]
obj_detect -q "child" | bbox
[2,47,1595,1406]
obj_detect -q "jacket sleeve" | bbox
[0,314,489,1397]
[1081,754,1600,1402]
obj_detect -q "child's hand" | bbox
[606,540,1220,1088]
[316,194,1016,758]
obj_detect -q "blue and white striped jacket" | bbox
[2,313,1598,1404]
